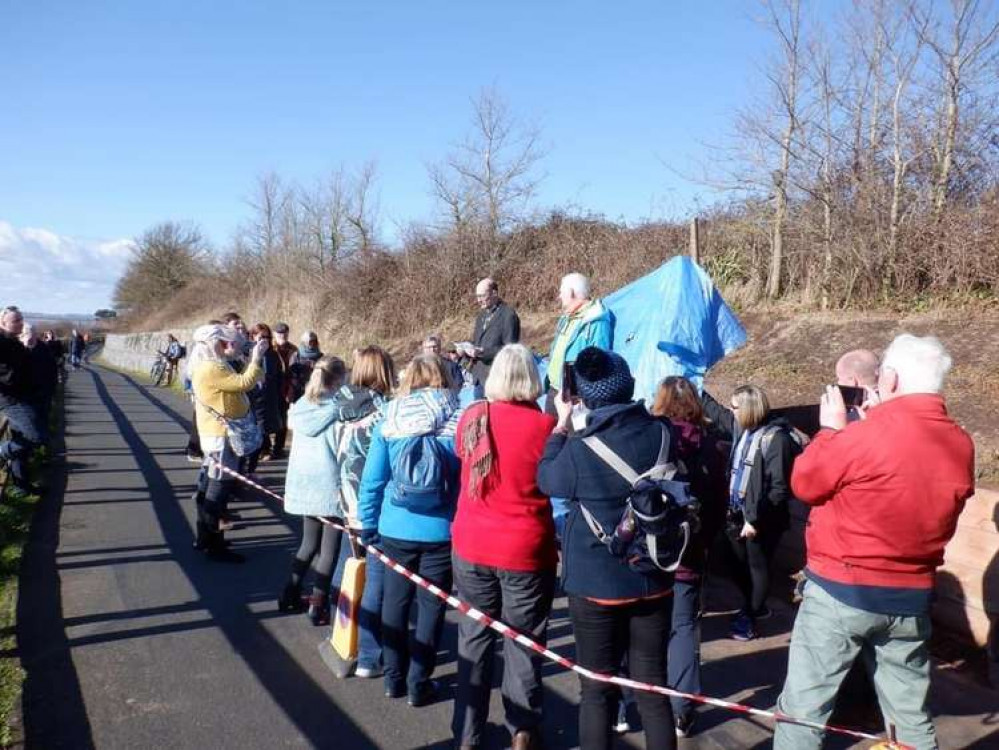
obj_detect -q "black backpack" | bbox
[579,424,699,575]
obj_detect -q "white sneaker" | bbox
[612,719,631,735]
[354,665,382,679]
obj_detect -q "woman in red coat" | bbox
[451,344,557,750]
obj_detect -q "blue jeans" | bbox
[332,538,385,670]
[379,537,452,696]
[775,580,937,750]
[0,400,42,489]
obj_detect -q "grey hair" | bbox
[881,334,952,395]
[560,272,591,300]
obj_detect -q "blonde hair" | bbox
[350,346,395,396]
[400,354,447,395]
[484,344,542,403]
[732,385,770,430]
[304,356,346,404]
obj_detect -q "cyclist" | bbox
[164,334,184,386]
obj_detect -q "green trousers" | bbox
[774,580,936,750]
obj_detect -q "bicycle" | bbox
[150,352,170,387]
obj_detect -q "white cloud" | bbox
[0,221,134,315]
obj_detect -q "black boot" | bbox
[307,574,332,626]
[278,559,309,612]
[192,519,211,551]
[307,590,330,626]
[205,537,245,564]
[202,520,244,563]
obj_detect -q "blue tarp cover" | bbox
[605,256,747,403]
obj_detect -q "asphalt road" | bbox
[13,365,997,749]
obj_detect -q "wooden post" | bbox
[689,217,701,264]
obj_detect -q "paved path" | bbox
[14,365,998,749]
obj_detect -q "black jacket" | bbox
[701,391,795,530]
[537,402,673,600]
[250,349,285,433]
[25,343,57,402]
[666,418,728,578]
[45,339,65,361]
[0,333,30,407]
[470,301,520,385]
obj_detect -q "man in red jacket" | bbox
[774,334,975,750]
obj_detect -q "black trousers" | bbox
[568,595,676,750]
[186,407,201,455]
[724,511,782,617]
[667,577,702,724]
[273,400,290,454]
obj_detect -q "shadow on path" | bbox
[17,384,96,748]
[37,367,373,748]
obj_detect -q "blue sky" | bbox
[0,0,778,313]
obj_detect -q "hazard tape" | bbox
[208,460,910,750]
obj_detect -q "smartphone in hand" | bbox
[837,384,866,408]
[561,362,576,403]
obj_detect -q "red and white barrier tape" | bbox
[209,461,909,750]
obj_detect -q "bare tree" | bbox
[882,3,927,293]
[345,161,381,257]
[762,0,804,300]
[914,0,999,222]
[429,87,546,244]
[246,172,288,259]
[299,169,351,275]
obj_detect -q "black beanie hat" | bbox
[573,347,635,408]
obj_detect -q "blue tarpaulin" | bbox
[605,256,747,403]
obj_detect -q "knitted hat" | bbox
[573,347,635,407]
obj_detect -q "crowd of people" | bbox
[179,276,975,750]
[0,306,84,496]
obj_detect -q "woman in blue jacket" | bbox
[357,355,461,708]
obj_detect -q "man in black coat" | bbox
[20,324,57,445]
[468,277,520,386]
[0,306,42,494]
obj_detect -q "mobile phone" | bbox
[561,362,576,402]
[837,385,866,408]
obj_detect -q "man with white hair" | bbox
[468,278,520,386]
[544,272,613,413]
[774,334,975,750]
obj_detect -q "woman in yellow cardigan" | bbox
[190,323,266,562]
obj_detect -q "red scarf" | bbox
[460,401,494,501]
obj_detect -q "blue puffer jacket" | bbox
[284,396,345,517]
[357,388,461,543]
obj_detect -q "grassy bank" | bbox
[0,389,61,747]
